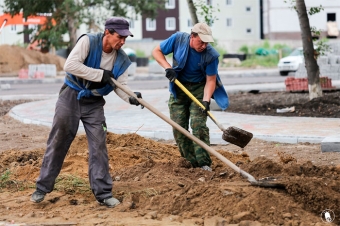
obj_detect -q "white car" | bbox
[277,47,303,76]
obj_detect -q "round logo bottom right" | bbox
[321,209,335,223]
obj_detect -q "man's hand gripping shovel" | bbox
[174,79,253,148]
[109,77,284,188]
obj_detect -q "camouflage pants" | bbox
[168,83,212,167]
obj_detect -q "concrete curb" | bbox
[321,136,340,152]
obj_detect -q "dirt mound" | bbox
[1,132,339,225]
[0,44,65,74]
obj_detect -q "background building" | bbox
[263,0,340,39]
[0,0,339,54]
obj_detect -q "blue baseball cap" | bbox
[105,17,133,37]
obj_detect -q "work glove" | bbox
[200,101,210,116]
[101,70,115,87]
[165,68,176,82]
[129,92,144,109]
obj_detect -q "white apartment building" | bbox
[263,0,340,39]
[178,0,261,42]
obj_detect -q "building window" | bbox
[165,17,176,31]
[165,0,175,9]
[246,6,251,12]
[129,19,135,29]
[226,0,232,5]
[146,18,156,31]
[327,13,336,22]
[10,25,16,33]
[246,28,252,34]
[226,18,232,27]
[187,19,192,27]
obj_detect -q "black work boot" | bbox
[97,197,120,208]
[30,189,46,203]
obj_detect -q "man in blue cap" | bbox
[31,17,142,208]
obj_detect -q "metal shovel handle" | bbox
[111,78,257,184]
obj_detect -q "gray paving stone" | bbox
[3,70,340,145]
[298,136,324,143]
[254,135,298,144]
[321,136,340,152]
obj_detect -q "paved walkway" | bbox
[3,70,340,145]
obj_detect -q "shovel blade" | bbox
[222,126,253,148]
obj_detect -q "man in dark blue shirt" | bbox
[152,23,228,171]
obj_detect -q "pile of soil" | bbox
[0,98,340,225]
[0,45,65,75]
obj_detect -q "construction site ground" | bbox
[1,94,339,225]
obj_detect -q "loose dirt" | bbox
[0,95,340,226]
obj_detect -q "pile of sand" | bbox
[0,44,66,75]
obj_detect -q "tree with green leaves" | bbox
[3,0,165,51]
[186,0,198,25]
[186,0,219,26]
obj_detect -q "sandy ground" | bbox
[0,110,340,225]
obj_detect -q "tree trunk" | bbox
[296,0,322,100]
[67,15,77,51]
[186,0,198,25]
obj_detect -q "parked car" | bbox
[277,47,303,76]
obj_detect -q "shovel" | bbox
[174,79,253,148]
[110,78,284,188]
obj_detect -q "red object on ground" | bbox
[34,71,45,79]
[18,69,28,79]
[285,77,333,91]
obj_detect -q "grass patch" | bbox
[135,49,146,57]
[54,174,91,194]
[0,170,32,191]
[0,171,91,194]
[232,40,294,68]
[0,170,11,189]
[240,55,279,68]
